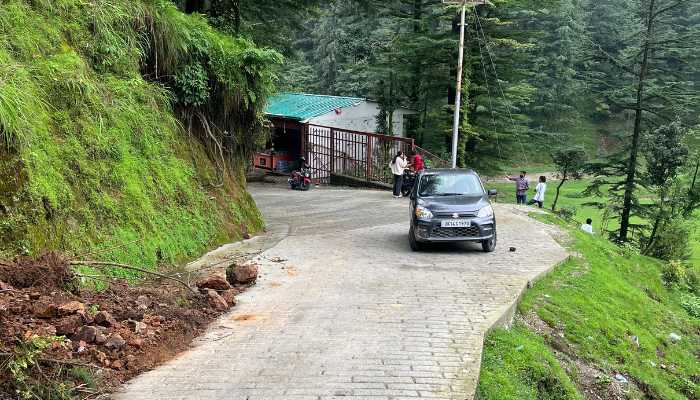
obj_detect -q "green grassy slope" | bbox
[476,216,700,400]
[0,0,273,267]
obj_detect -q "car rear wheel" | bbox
[482,232,497,253]
[409,226,423,252]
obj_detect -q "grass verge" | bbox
[476,213,700,400]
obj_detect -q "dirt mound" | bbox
[0,255,249,398]
[0,252,74,289]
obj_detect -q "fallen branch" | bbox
[70,260,199,296]
[0,289,14,294]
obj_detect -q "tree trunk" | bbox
[691,158,699,195]
[644,187,667,254]
[619,0,656,242]
[551,172,567,212]
[233,1,241,34]
[410,0,423,107]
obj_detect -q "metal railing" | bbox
[304,124,448,185]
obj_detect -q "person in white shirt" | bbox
[390,151,409,198]
[528,176,547,208]
[581,218,594,234]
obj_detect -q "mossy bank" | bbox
[0,0,281,267]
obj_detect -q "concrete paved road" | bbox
[116,184,568,400]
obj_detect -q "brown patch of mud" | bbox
[0,252,250,397]
[0,252,74,289]
[232,314,258,322]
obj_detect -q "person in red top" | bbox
[412,151,425,172]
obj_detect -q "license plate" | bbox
[441,219,471,228]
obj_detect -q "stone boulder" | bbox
[221,290,237,307]
[206,290,229,312]
[58,301,85,316]
[56,315,83,336]
[196,275,232,291]
[226,263,259,285]
[73,326,98,344]
[104,334,126,350]
[94,311,117,327]
[34,303,58,319]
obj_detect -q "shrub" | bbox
[680,293,700,318]
[555,206,577,221]
[662,260,687,286]
[646,222,692,261]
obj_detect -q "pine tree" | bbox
[583,0,700,242]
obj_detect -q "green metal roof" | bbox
[266,93,364,121]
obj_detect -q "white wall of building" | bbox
[307,101,415,137]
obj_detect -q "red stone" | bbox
[58,301,85,316]
[206,290,229,312]
[227,263,259,285]
[196,275,232,291]
[94,311,117,327]
[221,290,237,307]
[34,303,58,319]
[56,315,83,336]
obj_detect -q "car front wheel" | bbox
[482,232,497,253]
[409,225,423,252]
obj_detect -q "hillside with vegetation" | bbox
[0,0,280,266]
[476,212,700,400]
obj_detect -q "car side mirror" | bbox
[488,189,498,197]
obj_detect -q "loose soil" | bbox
[0,252,250,399]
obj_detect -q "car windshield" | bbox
[418,174,483,197]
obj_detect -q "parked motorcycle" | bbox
[401,170,417,197]
[289,168,312,191]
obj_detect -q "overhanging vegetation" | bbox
[0,0,281,267]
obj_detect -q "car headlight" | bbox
[415,206,433,220]
[477,205,494,218]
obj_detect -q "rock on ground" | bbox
[196,275,232,292]
[226,263,258,285]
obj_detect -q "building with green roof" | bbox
[255,93,416,173]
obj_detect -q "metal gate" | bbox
[304,124,447,185]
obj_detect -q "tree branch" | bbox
[69,261,199,296]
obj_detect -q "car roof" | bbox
[421,168,478,175]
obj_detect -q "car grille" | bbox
[431,226,481,238]
[434,212,477,218]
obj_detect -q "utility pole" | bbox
[444,0,491,169]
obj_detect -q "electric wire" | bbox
[472,4,531,166]
[472,12,502,160]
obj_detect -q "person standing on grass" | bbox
[505,171,529,204]
[390,151,409,198]
[581,218,594,234]
[528,176,547,208]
